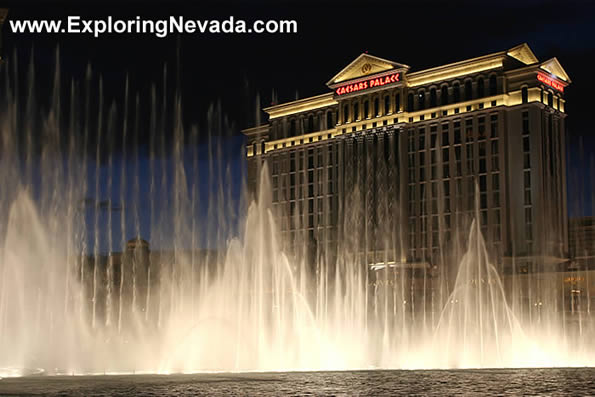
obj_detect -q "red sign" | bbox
[537,73,564,92]
[335,72,400,96]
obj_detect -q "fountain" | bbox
[0,52,593,377]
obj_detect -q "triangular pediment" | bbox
[540,58,571,83]
[327,53,410,86]
[507,43,539,65]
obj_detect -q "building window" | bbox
[524,189,531,205]
[290,119,296,136]
[453,82,461,103]
[408,93,414,111]
[521,86,528,104]
[453,120,460,144]
[490,114,498,138]
[477,77,484,98]
[522,111,529,134]
[523,153,531,169]
[384,95,390,114]
[394,93,401,112]
[418,129,426,150]
[442,124,450,146]
[343,105,349,123]
[374,97,379,116]
[548,91,554,107]
[465,80,473,101]
[489,75,497,95]
[465,119,473,142]
[308,115,314,133]
[441,85,449,105]
[418,90,426,110]
[353,102,359,120]
[430,88,437,108]
[364,100,369,119]
[327,112,333,129]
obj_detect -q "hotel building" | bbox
[243,43,571,284]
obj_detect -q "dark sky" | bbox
[2,1,594,131]
[1,0,594,220]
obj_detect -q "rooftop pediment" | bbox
[326,53,410,87]
[507,43,539,65]
[540,57,571,83]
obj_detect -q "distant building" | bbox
[79,238,217,328]
[243,43,570,279]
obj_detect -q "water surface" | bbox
[0,368,593,396]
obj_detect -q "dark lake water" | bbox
[0,368,593,396]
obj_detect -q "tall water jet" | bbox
[434,217,524,368]
[0,49,593,377]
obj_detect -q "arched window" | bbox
[465,80,473,101]
[441,85,449,105]
[395,93,401,112]
[374,97,379,116]
[408,93,414,111]
[343,105,349,123]
[418,90,426,110]
[364,100,369,119]
[430,88,437,108]
[326,111,333,129]
[521,86,528,104]
[453,82,460,103]
[477,77,484,98]
[548,91,553,107]
[353,102,359,120]
[384,95,391,114]
[489,75,497,95]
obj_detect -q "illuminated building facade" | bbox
[243,43,571,278]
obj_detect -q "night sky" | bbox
[1,0,594,227]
